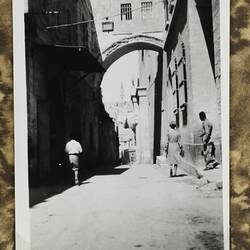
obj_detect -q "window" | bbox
[165,0,169,21]
[173,59,180,128]
[169,0,175,14]
[121,3,132,20]
[179,43,188,126]
[175,43,188,127]
[141,50,144,62]
[102,21,114,32]
[141,2,153,19]
[168,68,172,88]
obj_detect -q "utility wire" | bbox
[46,0,164,30]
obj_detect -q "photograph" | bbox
[14,0,230,249]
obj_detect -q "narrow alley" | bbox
[23,0,225,249]
[30,164,223,250]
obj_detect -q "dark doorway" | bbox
[153,51,163,163]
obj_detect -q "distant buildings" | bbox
[104,101,137,163]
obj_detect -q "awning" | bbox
[43,45,105,73]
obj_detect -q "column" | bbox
[137,87,152,163]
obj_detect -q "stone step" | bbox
[156,155,168,167]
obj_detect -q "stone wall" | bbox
[90,0,165,52]
[26,0,118,184]
[139,50,158,162]
[161,0,222,165]
[99,115,120,165]
[137,49,163,163]
[212,0,221,128]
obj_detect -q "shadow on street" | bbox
[172,174,187,178]
[29,164,129,208]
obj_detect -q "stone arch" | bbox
[102,35,163,70]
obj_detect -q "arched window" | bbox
[174,58,178,93]
[168,68,172,89]
[173,58,180,128]
[180,43,188,126]
[165,0,169,21]
[182,42,186,59]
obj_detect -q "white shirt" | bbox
[65,140,83,154]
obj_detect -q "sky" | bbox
[101,51,139,103]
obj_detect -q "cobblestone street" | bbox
[30,164,223,250]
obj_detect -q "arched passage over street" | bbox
[102,35,163,70]
[101,35,164,164]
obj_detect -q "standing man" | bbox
[65,135,83,185]
[199,111,213,162]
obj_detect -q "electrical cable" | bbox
[46,0,164,30]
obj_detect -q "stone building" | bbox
[25,0,118,184]
[161,0,221,165]
[104,101,136,163]
[90,0,165,52]
[88,0,166,164]
[128,49,163,164]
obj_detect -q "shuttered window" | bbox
[121,3,132,20]
[141,2,153,19]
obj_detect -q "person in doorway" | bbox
[65,135,83,185]
[165,121,184,177]
[199,111,213,151]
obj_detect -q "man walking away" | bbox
[65,135,83,185]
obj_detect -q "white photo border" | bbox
[13,0,230,249]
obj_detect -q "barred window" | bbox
[141,50,144,62]
[165,0,169,21]
[141,2,153,19]
[121,3,132,20]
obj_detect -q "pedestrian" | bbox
[199,111,213,151]
[199,111,213,167]
[165,121,184,177]
[203,141,220,170]
[65,135,83,185]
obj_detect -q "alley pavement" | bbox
[30,164,223,250]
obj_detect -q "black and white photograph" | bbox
[15,0,229,249]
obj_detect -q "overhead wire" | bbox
[45,0,164,30]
